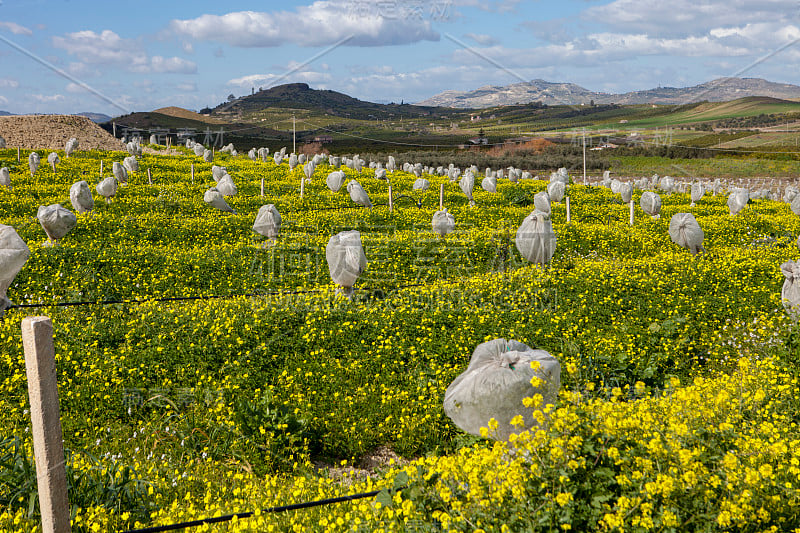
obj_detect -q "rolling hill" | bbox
[213,83,467,120]
[419,77,800,108]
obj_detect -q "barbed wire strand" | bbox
[122,487,401,533]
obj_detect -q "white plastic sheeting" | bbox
[669,213,704,255]
[326,230,367,295]
[432,208,455,237]
[253,204,281,240]
[515,211,556,266]
[443,338,561,441]
[69,181,94,213]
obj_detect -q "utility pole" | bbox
[292,115,296,154]
[582,128,587,186]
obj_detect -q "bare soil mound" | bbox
[0,115,125,151]
[152,107,220,123]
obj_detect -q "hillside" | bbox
[213,83,467,120]
[152,106,222,123]
[419,77,800,108]
[0,114,124,150]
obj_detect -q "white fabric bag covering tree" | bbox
[690,182,705,206]
[619,182,633,204]
[28,152,40,177]
[534,191,551,215]
[375,168,387,180]
[413,178,430,191]
[460,172,475,205]
[0,225,30,316]
[432,208,455,237]
[203,149,213,163]
[253,204,281,240]
[0,136,5,149]
[785,186,798,204]
[248,148,257,161]
[347,180,372,208]
[303,161,316,181]
[47,152,60,169]
[112,162,128,184]
[640,191,662,219]
[781,260,800,319]
[123,156,139,173]
[69,181,94,213]
[128,140,142,156]
[326,230,367,296]
[203,188,235,214]
[273,152,283,165]
[37,204,77,244]
[790,194,800,216]
[65,138,78,157]
[443,338,561,441]
[211,166,227,182]
[150,134,158,145]
[482,177,497,193]
[327,171,346,193]
[547,181,565,203]
[727,188,749,216]
[386,156,396,173]
[216,174,237,196]
[669,213,704,255]
[288,154,298,170]
[298,154,307,164]
[96,177,118,203]
[193,144,205,157]
[516,210,556,266]
[0,168,10,190]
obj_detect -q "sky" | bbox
[0,0,798,116]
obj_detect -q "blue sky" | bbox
[0,0,798,115]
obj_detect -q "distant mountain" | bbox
[418,78,800,108]
[213,82,466,119]
[77,112,112,123]
[0,111,13,116]
[418,79,611,108]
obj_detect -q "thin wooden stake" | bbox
[260,177,264,198]
[300,174,305,198]
[439,183,444,210]
[566,196,571,223]
[99,160,103,177]
[629,201,634,226]
[147,168,152,185]
[21,317,71,533]
[17,146,20,162]
[388,185,393,212]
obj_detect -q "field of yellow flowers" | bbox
[1,146,800,532]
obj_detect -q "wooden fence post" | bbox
[388,185,393,212]
[439,183,444,210]
[566,196,571,223]
[21,317,71,533]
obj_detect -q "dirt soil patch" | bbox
[0,115,125,151]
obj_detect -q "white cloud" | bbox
[53,30,196,74]
[583,0,799,38]
[449,32,753,71]
[147,56,197,74]
[65,82,87,93]
[177,82,197,92]
[0,21,33,36]
[228,70,332,88]
[0,78,19,88]
[169,2,439,47]
[465,33,497,46]
[33,94,64,103]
